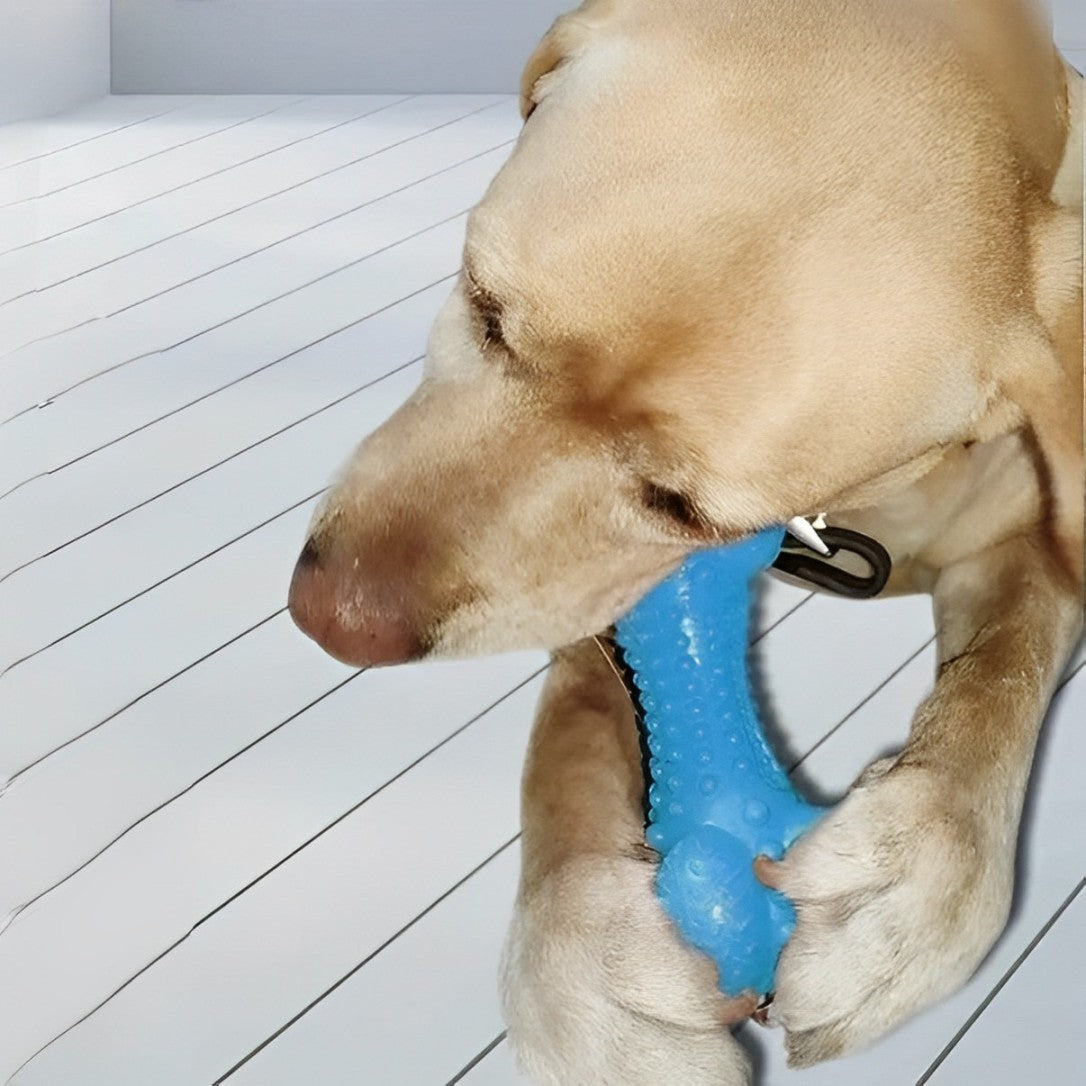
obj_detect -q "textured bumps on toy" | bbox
[613,527,823,997]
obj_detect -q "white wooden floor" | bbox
[0,90,1082,1086]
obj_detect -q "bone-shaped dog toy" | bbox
[614,527,824,997]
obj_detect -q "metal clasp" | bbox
[776,519,891,599]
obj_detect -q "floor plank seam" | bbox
[0,262,457,484]
[1,609,286,790]
[192,666,547,937]
[0,355,424,584]
[97,138,512,327]
[0,667,364,937]
[9,665,542,1081]
[1,201,465,367]
[0,97,308,209]
[0,98,205,173]
[0,95,415,259]
[212,836,523,1084]
[7,921,197,1082]
[0,207,469,443]
[448,1030,509,1085]
[914,877,1086,1084]
[0,96,418,303]
[0,489,322,676]
[791,635,936,775]
[756,588,814,641]
[0,95,507,262]
[1,122,507,312]
[1,104,510,361]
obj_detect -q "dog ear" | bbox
[520,1,614,119]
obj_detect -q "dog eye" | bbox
[465,274,507,352]
[480,305,505,350]
[642,481,706,532]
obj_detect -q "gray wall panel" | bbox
[0,0,110,123]
[109,0,1086,97]
[111,1,570,94]
[1053,0,1086,48]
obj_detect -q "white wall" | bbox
[111,0,1086,97]
[0,0,110,123]
[112,0,570,94]
[1053,0,1086,49]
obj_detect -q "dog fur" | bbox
[289,1,1083,1080]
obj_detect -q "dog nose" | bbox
[288,538,421,667]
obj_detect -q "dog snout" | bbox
[288,537,422,668]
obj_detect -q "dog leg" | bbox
[503,639,754,1085]
[758,529,1082,1066]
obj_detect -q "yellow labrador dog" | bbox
[289,0,1083,1080]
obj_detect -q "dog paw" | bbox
[503,853,754,1084]
[758,760,1014,1067]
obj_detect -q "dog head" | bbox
[289,0,1034,667]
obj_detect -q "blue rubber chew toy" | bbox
[613,527,824,997]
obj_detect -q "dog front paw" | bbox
[758,760,1014,1067]
[503,854,754,1084]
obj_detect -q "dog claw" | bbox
[751,994,775,1027]
[752,853,784,890]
